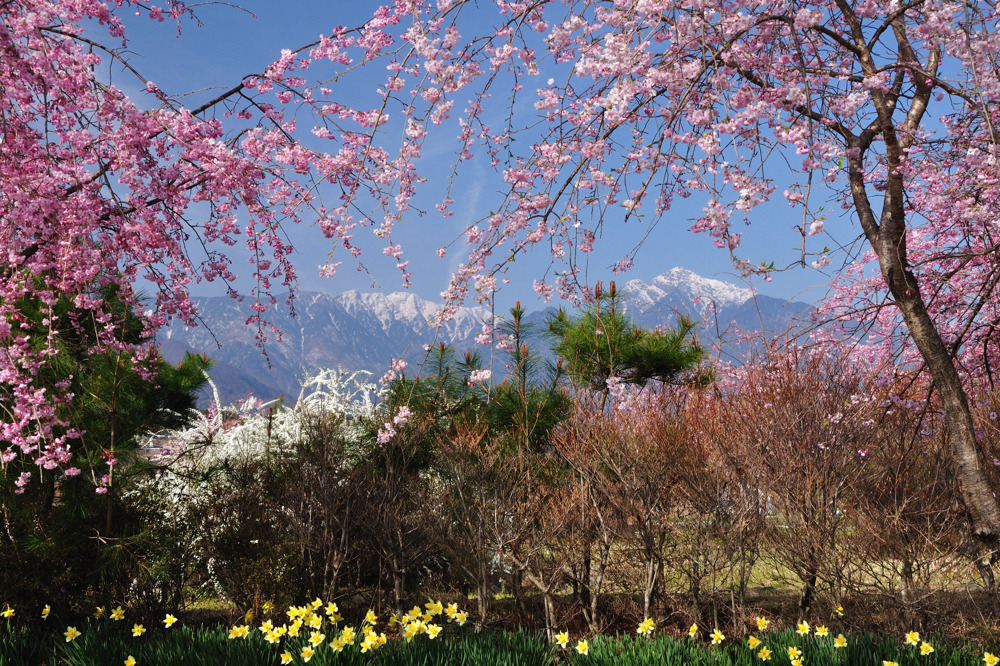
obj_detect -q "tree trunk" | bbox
[644,556,657,621]
[477,553,489,625]
[391,559,405,625]
[890,285,1000,543]
[861,215,1000,541]
[844,78,1000,543]
[543,592,556,641]
[798,553,818,616]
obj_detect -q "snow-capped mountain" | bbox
[160,290,490,405]
[616,267,811,336]
[160,269,811,405]
[622,267,751,315]
[333,290,486,340]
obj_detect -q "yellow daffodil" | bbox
[95,606,106,619]
[331,637,345,651]
[748,635,762,649]
[131,623,146,637]
[1,606,14,619]
[787,646,802,659]
[427,624,443,639]
[280,653,292,665]
[365,609,378,624]
[41,605,50,620]
[342,626,356,644]
[883,661,899,666]
[324,602,338,617]
[815,625,829,637]
[124,657,136,666]
[64,626,81,642]
[164,614,177,628]
[264,631,280,644]
[446,603,458,617]
[301,645,315,663]
[260,620,274,633]
[421,612,433,623]
[835,605,844,616]
[834,634,848,648]
[577,639,589,655]
[556,631,569,649]
[263,601,273,614]
[920,642,934,656]
[796,620,810,635]
[986,653,1000,666]
[228,624,249,639]
[403,622,420,642]
[309,631,326,647]
[389,613,399,625]
[758,646,772,661]
[792,659,804,666]
[307,614,322,629]
[454,611,468,625]
[287,621,301,637]
[311,598,323,610]
[688,623,698,639]
[111,607,125,621]
[710,628,725,645]
[638,617,655,636]
[756,616,770,631]
[905,631,920,646]
[426,600,444,615]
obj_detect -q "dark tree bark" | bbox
[839,5,1000,543]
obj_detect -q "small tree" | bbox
[721,346,873,616]
[489,301,572,452]
[549,281,705,410]
[548,280,706,626]
[0,288,210,612]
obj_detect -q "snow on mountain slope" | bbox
[621,267,752,315]
[334,290,488,343]
[160,269,810,405]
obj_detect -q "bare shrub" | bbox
[556,391,697,625]
[551,397,626,634]
[357,415,442,621]
[486,449,576,639]
[718,346,872,616]
[681,387,767,626]
[433,423,513,624]
[278,410,365,602]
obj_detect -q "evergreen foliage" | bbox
[548,281,706,408]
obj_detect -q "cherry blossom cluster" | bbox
[6,0,1000,482]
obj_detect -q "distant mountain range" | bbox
[159,268,813,405]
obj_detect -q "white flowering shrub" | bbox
[128,369,381,609]
[147,368,377,471]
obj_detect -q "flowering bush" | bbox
[129,369,379,610]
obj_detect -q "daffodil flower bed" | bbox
[555,627,1000,666]
[3,603,1000,666]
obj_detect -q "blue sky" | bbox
[112,1,840,311]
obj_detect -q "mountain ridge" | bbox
[160,269,813,405]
